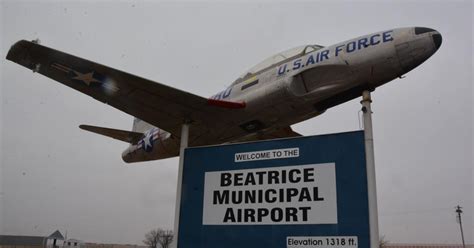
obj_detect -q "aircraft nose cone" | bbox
[432,32,442,50]
[414,27,436,34]
[414,27,442,50]
[396,27,442,73]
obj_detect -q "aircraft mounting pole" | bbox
[172,123,190,248]
[361,90,380,248]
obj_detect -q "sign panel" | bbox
[179,131,369,248]
[287,236,359,248]
[234,147,300,162]
[202,163,337,225]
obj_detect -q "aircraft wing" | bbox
[234,126,303,143]
[6,40,233,138]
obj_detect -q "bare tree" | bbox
[143,229,174,248]
[143,229,159,248]
[157,230,173,248]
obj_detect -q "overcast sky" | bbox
[1,0,473,245]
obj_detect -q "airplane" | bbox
[6,27,442,163]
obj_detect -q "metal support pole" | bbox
[455,205,466,248]
[172,123,190,248]
[361,90,379,248]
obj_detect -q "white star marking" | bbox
[72,71,101,86]
[144,136,152,149]
[142,131,154,151]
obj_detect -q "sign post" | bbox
[172,123,190,248]
[177,131,370,248]
[361,90,379,248]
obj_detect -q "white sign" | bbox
[234,148,299,162]
[287,236,358,248]
[202,163,337,225]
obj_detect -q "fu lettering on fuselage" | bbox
[210,87,232,100]
[278,30,394,76]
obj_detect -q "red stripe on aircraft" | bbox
[207,99,246,109]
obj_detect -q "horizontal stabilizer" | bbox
[79,125,143,144]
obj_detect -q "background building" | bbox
[0,232,145,248]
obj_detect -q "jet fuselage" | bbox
[121,27,442,163]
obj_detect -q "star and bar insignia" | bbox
[50,62,103,86]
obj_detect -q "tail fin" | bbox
[79,124,143,144]
[132,118,155,133]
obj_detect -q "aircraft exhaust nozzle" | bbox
[121,149,133,163]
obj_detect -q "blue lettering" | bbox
[278,64,287,75]
[347,41,356,53]
[382,30,394,42]
[358,38,369,49]
[222,87,232,98]
[335,45,345,57]
[293,59,302,70]
[213,92,222,100]
[320,50,330,61]
[306,55,315,66]
[370,34,380,45]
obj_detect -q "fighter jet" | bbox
[6,27,442,163]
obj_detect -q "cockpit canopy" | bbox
[232,44,324,86]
